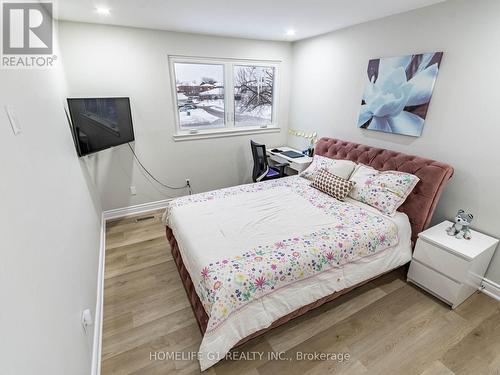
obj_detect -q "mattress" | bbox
[163,175,412,370]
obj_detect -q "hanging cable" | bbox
[127,143,188,190]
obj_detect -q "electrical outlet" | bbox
[130,186,137,196]
[81,309,93,334]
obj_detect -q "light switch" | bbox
[5,105,22,135]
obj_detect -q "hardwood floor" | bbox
[102,210,500,375]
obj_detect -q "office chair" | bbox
[250,140,288,182]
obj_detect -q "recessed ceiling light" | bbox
[96,7,111,16]
[285,29,296,37]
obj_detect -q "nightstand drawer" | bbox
[408,261,461,305]
[413,238,469,282]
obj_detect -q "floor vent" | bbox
[136,215,155,222]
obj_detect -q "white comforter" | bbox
[163,176,412,370]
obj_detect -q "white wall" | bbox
[58,22,292,211]
[288,0,500,283]
[0,37,102,374]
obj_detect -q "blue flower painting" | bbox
[358,52,443,137]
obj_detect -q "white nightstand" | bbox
[407,221,498,309]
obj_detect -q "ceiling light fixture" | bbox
[96,7,111,16]
[285,29,296,37]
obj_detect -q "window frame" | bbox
[168,55,281,141]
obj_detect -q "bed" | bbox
[163,137,454,370]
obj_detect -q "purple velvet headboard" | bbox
[315,138,454,245]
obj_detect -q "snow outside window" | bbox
[174,62,226,130]
[170,57,279,138]
[234,65,274,127]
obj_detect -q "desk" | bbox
[267,146,312,174]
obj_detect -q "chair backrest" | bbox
[251,140,268,182]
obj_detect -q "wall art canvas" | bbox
[358,52,443,137]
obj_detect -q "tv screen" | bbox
[67,97,134,156]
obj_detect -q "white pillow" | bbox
[348,164,420,216]
[300,155,356,180]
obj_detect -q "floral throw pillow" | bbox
[348,165,420,216]
[311,168,356,201]
[300,155,356,181]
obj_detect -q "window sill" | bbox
[172,126,280,142]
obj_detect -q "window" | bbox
[173,62,225,130]
[170,56,279,139]
[234,65,274,127]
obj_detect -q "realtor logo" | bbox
[3,2,53,54]
[1,2,56,68]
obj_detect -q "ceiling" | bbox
[56,0,446,41]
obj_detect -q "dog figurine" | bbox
[446,209,473,240]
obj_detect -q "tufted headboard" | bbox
[315,138,454,245]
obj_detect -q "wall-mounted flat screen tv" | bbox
[67,97,135,156]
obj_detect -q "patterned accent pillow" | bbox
[300,155,356,181]
[349,165,420,216]
[311,168,356,201]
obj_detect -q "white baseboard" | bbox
[91,214,106,375]
[92,199,171,373]
[103,198,172,221]
[480,278,500,301]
